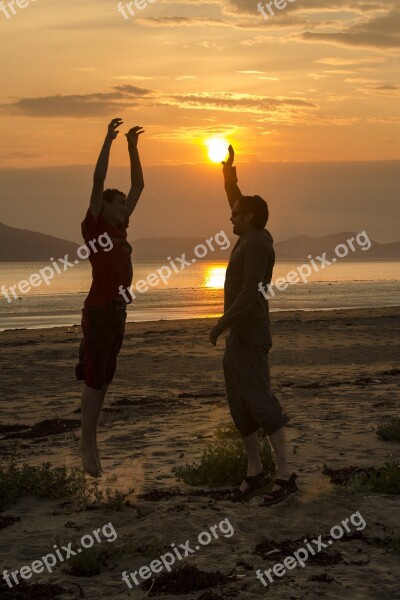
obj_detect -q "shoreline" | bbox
[1,304,400,334]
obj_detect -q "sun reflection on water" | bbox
[204,265,226,288]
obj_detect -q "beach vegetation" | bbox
[376,417,400,442]
[366,534,400,555]
[172,424,275,486]
[327,459,400,496]
[0,453,133,511]
[58,536,168,577]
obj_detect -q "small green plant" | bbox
[377,418,400,442]
[331,460,400,496]
[0,453,133,511]
[388,538,400,554]
[91,486,134,511]
[360,459,400,494]
[64,545,114,577]
[0,455,87,511]
[367,535,400,555]
[172,424,275,486]
[57,536,168,577]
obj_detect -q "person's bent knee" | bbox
[263,414,290,436]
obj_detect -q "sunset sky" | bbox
[0,0,399,241]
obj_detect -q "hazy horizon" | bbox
[1,160,399,244]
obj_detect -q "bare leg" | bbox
[239,431,263,493]
[81,383,107,478]
[265,427,290,495]
[94,384,108,472]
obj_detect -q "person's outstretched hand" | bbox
[222,144,234,168]
[107,118,123,140]
[125,126,145,148]
[209,322,224,346]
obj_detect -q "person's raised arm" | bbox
[89,118,122,218]
[125,126,145,217]
[222,145,243,209]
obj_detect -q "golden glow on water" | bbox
[204,265,226,288]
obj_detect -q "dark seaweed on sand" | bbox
[254,537,343,566]
[0,515,20,530]
[197,591,238,600]
[322,464,380,485]
[138,487,234,501]
[308,573,335,583]
[141,564,234,595]
[0,581,67,600]
[323,461,400,494]
[4,419,80,440]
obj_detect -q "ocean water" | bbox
[0,260,399,331]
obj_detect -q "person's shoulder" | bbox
[244,229,273,249]
[82,207,105,238]
[241,231,274,264]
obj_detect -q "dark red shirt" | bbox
[82,208,133,308]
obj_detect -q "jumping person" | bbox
[76,118,144,477]
[209,145,297,505]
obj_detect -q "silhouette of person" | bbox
[75,119,144,477]
[209,145,298,505]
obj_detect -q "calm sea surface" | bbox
[0,260,399,331]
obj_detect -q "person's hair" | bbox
[103,188,126,204]
[238,195,269,230]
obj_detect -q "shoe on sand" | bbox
[260,473,298,506]
[231,471,272,502]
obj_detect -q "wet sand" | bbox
[0,307,399,599]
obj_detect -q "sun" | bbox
[205,137,229,163]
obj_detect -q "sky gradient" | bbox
[0,0,399,167]
[0,0,399,243]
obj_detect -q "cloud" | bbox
[360,83,400,96]
[299,8,400,49]
[2,86,153,118]
[135,16,228,27]
[0,149,41,160]
[151,124,241,140]
[157,92,317,116]
[223,0,394,16]
[315,57,386,65]
[1,82,317,122]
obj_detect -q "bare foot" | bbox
[80,444,102,478]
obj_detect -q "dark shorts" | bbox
[75,302,127,390]
[223,330,289,437]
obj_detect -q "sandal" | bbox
[231,471,272,502]
[260,473,298,506]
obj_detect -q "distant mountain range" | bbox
[0,222,79,262]
[274,232,400,261]
[1,222,400,262]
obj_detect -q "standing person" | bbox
[209,145,297,505]
[76,118,144,478]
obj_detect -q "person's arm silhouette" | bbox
[89,118,122,218]
[125,126,145,217]
[221,145,243,209]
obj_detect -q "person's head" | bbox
[102,189,128,225]
[230,195,269,236]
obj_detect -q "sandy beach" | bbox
[0,307,399,600]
